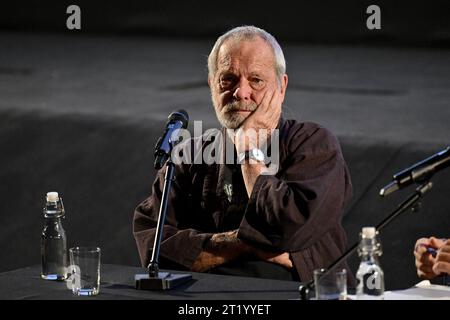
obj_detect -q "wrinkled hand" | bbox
[207,230,251,252]
[241,86,283,132]
[235,87,283,154]
[191,230,252,272]
[414,237,446,279]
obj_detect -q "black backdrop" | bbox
[1,0,449,46]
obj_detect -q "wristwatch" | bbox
[237,148,265,164]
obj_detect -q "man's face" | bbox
[209,37,282,129]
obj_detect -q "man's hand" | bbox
[414,237,446,279]
[191,230,294,272]
[191,230,252,272]
[229,78,287,197]
[207,230,250,250]
[234,87,283,154]
[253,250,293,269]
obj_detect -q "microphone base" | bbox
[298,283,312,300]
[135,272,192,290]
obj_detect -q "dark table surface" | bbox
[0,264,302,300]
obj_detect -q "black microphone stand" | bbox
[299,180,433,300]
[135,158,192,290]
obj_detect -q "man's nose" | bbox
[232,79,252,101]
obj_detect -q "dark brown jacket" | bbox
[133,118,353,282]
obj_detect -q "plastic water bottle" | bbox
[41,192,68,280]
[356,227,384,300]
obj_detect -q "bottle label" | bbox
[358,270,383,296]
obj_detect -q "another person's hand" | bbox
[433,239,450,275]
[414,237,446,279]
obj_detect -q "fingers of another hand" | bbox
[415,238,431,251]
[435,251,450,264]
[429,237,446,249]
[439,244,450,254]
[414,248,435,265]
[415,258,435,273]
[432,261,450,275]
[414,251,436,280]
[417,269,438,280]
[414,237,450,279]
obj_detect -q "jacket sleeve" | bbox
[238,124,353,281]
[133,164,213,269]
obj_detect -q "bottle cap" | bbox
[362,227,376,238]
[46,192,59,202]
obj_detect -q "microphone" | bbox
[154,110,189,170]
[380,146,450,197]
[135,109,193,291]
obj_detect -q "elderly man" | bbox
[133,26,353,282]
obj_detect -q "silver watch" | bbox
[237,148,265,164]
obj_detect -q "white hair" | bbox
[207,26,286,85]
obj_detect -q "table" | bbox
[0,264,302,300]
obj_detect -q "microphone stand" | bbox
[135,159,192,290]
[299,180,434,300]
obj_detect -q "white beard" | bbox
[214,100,257,129]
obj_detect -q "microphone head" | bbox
[168,109,189,129]
[379,180,399,197]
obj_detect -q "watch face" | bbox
[238,149,265,164]
[252,149,265,162]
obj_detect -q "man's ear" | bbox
[208,76,212,89]
[279,74,288,103]
[281,74,288,95]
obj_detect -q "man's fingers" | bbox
[254,250,293,269]
[259,86,276,110]
[252,89,270,115]
[267,86,279,107]
[239,90,269,130]
[265,252,293,269]
[265,87,282,118]
[254,86,278,121]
